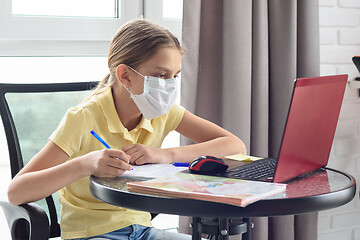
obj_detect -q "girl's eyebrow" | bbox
[154,66,181,74]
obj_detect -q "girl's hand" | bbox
[122,144,172,165]
[82,149,132,177]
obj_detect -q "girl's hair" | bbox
[93,19,183,95]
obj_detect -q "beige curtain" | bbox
[179,0,320,239]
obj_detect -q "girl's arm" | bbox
[8,141,131,206]
[124,110,246,165]
[171,110,247,162]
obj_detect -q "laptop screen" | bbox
[273,75,348,183]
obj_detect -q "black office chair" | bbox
[0,82,98,240]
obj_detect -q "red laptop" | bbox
[227,74,348,183]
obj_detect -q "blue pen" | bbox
[90,130,129,168]
[90,130,112,149]
[172,162,190,167]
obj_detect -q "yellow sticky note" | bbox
[225,153,263,162]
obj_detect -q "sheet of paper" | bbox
[122,164,188,179]
[225,153,263,162]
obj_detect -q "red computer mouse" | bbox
[189,156,229,174]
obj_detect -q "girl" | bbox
[7,19,246,240]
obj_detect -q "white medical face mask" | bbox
[124,66,178,120]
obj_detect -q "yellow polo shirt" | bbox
[49,88,185,239]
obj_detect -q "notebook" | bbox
[227,74,348,183]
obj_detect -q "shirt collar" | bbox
[137,115,154,133]
[97,88,154,134]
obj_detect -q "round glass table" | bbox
[90,167,356,240]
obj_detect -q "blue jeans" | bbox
[67,225,191,240]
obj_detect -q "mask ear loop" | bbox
[126,65,147,97]
[123,85,133,97]
[127,65,145,78]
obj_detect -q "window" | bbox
[0,0,184,149]
[0,57,108,83]
[12,0,118,18]
[145,0,183,41]
[163,0,183,20]
[0,0,135,52]
[0,0,183,55]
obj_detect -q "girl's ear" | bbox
[115,64,131,88]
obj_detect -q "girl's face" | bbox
[129,47,182,95]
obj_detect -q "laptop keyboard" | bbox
[227,158,277,181]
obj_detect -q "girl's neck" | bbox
[111,85,142,131]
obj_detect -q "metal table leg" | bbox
[192,217,202,240]
[192,217,252,240]
[219,218,229,240]
[242,217,252,240]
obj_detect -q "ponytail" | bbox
[93,73,112,94]
[85,73,114,101]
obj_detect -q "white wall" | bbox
[318,0,360,239]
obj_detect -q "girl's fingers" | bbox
[106,149,130,163]
[134,156,147,165]
[107,158,133,171]
[122,144,137,153]
[122,147,137,158]
[128,152,144,165]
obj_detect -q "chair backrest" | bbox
[0,82,98,238]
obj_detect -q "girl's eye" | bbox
[155,74,167,79]
[154,73,179,79]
